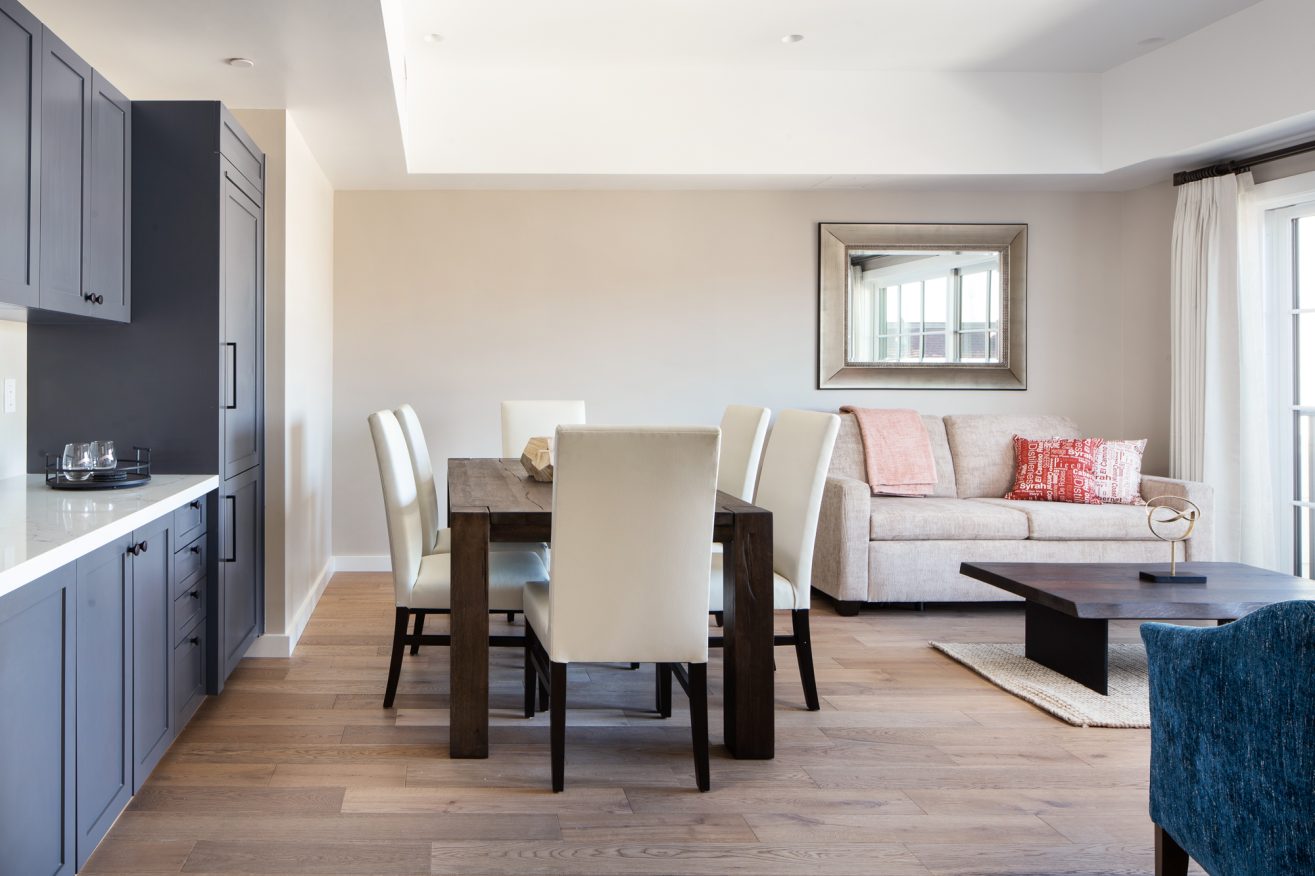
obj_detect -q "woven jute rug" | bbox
[930,642,1150,728]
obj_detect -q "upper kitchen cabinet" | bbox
[0,0,42,310]
[38,29,130,322]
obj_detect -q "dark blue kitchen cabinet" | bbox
[87,71,130,322]
[0,0,41,310]
[74,536,133,869]
[0,565,76,876]
[131,514,174,792]
[37,27,90,319]
[222,167,262,476]
[218,464,261,684]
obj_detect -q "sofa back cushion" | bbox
[831,413,957,498]
[944,414,1080,498]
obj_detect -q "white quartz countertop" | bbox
[0,473,219,599]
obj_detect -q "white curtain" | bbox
[1170,172,1280,567]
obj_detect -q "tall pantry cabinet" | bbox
[28,102,265,693]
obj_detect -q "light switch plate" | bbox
[3,378,15,414]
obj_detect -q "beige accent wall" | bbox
[234,109,335,655]
[332,185,1176,560]
[0,321,26,478]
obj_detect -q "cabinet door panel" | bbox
[213,465,260,690]
[131,515,172,791]
[87,71,129,322]
[75,536,132,869]
[38,29,89,317]
[0,0,41,307]
[0,564,75,876]
[174,616,206,730]
[221,170,261,476]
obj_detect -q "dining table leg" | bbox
[722,507,774,759]
[449,506,491,758]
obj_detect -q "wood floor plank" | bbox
[556,813,759,843]
[181,840,431,874]
[129,787,346,814]
[81,838,196,873]
[109,811,561,843]
[341,786,632,815]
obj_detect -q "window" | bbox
[847,251,1002,364]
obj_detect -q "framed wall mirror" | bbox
[818,223,1027,389]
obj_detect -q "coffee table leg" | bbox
[1024,601,1109,695]
[450,508,491,758]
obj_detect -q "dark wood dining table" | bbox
[446,458,775,760]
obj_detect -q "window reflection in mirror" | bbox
[847,250,1002,365]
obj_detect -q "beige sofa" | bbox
[810,413,1214,612]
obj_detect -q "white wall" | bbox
[0,321,25,478]
[332,185,1175,561]
[234,109,335,656]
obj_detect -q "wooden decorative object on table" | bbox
[520,436,554,482]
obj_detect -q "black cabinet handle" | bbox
[190,499,202,510]
[126,544,137,557]
[223,342,237,410]
[138,540,148,553]
[83,292,103,305]
[190,545,202,555]
[190,589,200,599]
[221,495,237,563]
[127,541,147,556]
[189,636,200,646]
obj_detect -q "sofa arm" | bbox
[810,475,870,603]
[1140,475,1215,562]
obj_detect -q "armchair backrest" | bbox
[1142,600,1315,876]
[546,425,719,664]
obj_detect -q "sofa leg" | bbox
[833,600,861,617]
[1154,824,1189,876]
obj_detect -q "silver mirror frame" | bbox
[818,222,1027,390]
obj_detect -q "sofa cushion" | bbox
[971,498,1158,541]
[870,497,1028,541]
[944,414,1080,498]
[832,413,957,498]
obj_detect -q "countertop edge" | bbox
[0,475,220,600]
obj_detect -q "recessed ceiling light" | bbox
[781,34,804,44]
[225,57,255,68]
[1137,36,1166,47]
[424,33,444,44]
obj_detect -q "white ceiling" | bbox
[26,0,1314,190]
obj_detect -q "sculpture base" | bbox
[1139,567,1207,584]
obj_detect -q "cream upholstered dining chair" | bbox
[369,409,547,708]
[394,404,535,649]
[522,425,720,792]
[709,409,839,711]
[717,404,770,502]
[500,400,586,458]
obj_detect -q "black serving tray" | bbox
[45,447,152,491]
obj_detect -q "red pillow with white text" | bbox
[1005,436,1104,504]
[1091,439,1147,505]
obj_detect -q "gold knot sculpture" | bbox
[1140,495,1203,582]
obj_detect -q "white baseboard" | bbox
[246,558,336,658]
[333,554,390,572]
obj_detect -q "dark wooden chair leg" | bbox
[713,611,724,627]
[550,661,567,792]
[833,600,861,617]
[1154,824,1189,876]
[506,611,515,624]
[523,627,536,719]
[689,662,710,792]
[656,662,672,717]
[791,609,821,711]
[383,607,409,708]
[629,662,640,670]
[409,612,425,655]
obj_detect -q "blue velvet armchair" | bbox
[1141,601,1315,876]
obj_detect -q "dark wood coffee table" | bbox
[959,562,1315,694]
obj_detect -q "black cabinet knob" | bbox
[190,545,201,554]
[190,590,200,599]
[82,292,104,305]
[138,541,148,553]
[189,636,200,645]
[190,499,201,509]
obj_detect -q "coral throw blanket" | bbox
[839,407,937,497]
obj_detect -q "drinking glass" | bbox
[61,442,94,481]
[92,440,117,470]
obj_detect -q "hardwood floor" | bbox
[86,572,1206,875]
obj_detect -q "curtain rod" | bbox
[1173,137,1315,186]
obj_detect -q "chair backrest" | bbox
[754,410,840,609]
[717,404,770,501]
[501,400,586,458]
[546,425,720,664]
[368,410,422,605]
[394,404,441,553]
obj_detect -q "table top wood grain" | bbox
[960,561,1315,620]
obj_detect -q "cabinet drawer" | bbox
[174,577,205,646]
[173,535,205,598]
[173,617,206,731]
[173,498,206,546]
